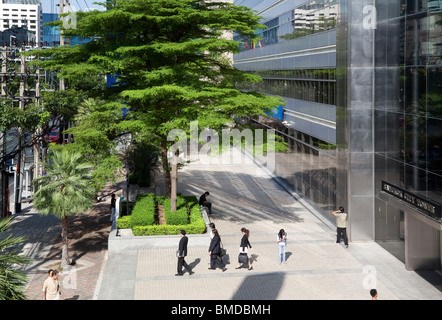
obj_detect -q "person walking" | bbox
[208,229,227,272]
[236,227,253,270]
[42,270,61,300]
[208,223,215,240]
[176,230,194,276]
[332,206,349,248]
[199,191,213,215]
[277,229,288,264]
[110,194,116,224]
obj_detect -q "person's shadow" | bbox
[188,258,201,270]
[250,254,258,265]
[286,252,293,261]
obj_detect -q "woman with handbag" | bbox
[208,229,227,272]
[236,227,252,270]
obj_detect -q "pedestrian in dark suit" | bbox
[208,229,227,272]
[236,227,253,270]
[199,191,213,215]
[176,230,194,276]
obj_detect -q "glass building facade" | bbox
[234,0,339,222]
[234,0,442,271]
[373,0,442,269]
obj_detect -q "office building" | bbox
[0,0,42,45]
[233,0,442,271]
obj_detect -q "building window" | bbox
[237,69,337,106]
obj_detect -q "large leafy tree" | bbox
[33,0,284,209]
[32,149,95,269]
[51,97,123,196]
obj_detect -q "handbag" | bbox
[220,240,226,257]
[238,253,248,264]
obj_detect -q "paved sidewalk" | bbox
[15,182,122,300]
[97,151,442,300]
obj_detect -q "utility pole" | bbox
[59,0,70,88]
[33,50,41,179]
[14,48,26,213]
[1,46,9,217]
[58,0,71,144]
[0,38,45,216]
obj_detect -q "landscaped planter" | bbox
[108,195,211,255]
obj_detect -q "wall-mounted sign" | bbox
[381,181,442,220]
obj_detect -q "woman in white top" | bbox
[277,229,287,264]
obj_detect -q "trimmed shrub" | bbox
[163,197,188,225]
[132,218,205,236]
[130,193,156,228]
[120,193,206,236]
[117,215,131,229]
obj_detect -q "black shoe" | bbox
[208,268,216,270]
[188,270,194,275]
[175,273,183,276]
[222,268,227,272]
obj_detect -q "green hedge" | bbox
[163,197,188,225]
[117,216,131,229]
[118,194,205,236]
[130,193,156,228]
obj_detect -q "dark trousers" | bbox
[210,254,225,269]
[336,227,348,245]
[202,202,212,215]
[177,257,191,275]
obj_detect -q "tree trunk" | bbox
[160,141,171,198]
[170,149,179,212]
[61,216,70,269]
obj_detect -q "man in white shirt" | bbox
[332,206,348,248]
[42,270,61,300]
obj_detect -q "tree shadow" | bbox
[178,170,306,225]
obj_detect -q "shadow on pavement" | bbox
[232,272,285,300]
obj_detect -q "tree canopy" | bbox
[31,0,285,199]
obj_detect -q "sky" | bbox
[41,0,105,14]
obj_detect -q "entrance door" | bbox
[404,211,441,271]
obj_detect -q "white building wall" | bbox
[0,0,42,44]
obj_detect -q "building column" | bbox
[336,0,376,241]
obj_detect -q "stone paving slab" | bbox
[134,272,398,300]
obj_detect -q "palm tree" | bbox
[33,149,95,269]
[0,217,30,300]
